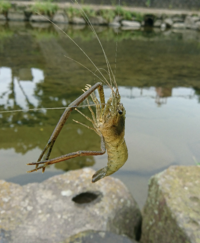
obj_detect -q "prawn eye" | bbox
[118,110,123,115]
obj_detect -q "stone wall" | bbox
[10,0,200,10]
[1,3,200,32]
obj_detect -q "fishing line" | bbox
[0,103,106,114]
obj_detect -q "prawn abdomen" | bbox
[92,139,128,183]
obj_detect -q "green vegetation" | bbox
[115,6,144,22]
[99,9,115,23]
[65,5,144,23]
[82,6,96,18]
[132,12,144,22]
[0,26,13,40]
[115,6,132,20]
[65,6,82,20]
[31,0,58,18]
[145,0,151,7]
[65,6,96,21]
[32,28,58,41]
[0,0,11,16]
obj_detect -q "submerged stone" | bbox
[141,166,200,243]
[0,168,141,243]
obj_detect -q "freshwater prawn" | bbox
[27,2,128,182]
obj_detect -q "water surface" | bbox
[0,22,200,208]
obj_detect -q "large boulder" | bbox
[0,168,141,243]
[141,166,200,243]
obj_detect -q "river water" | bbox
[0,22,200,208]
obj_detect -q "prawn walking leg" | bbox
[28,136,106,176]
[28,80,128,182]
[28,82,104,171]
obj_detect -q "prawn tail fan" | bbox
[92,167,107,183]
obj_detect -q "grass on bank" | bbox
[31,0,58,18]
[0,0,11,15]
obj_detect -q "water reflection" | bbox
[0,22,200,207]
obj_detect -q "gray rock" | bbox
[172,16,184,22]
[160,23,166,31]
[0,14,6,21]
[154,19,162,28]
[30,14,49,22]
[7,11,24,21]
[30,22,51,29]
[173,22,186,29]
[164,18,173,27]
[195,21,200,30]
[185,16,199,29]
[53,12,68,24]
[121,20,141,29]
[109,21,121,27]
[89,16,107,25]
[109,16,121,27]
[141,166,200,243]
[63,230,138,243]
[0,168,141,243]
[113,16,122,22]
[191,16,200,22]
[71,16,86,25]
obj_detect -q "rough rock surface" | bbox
[141,166,200,243]
[62,230,138,243]
[71,16,86,25]
[0,168,141,243]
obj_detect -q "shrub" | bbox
[99,9,115,23]
[82,6,96,18]
[65,6,82,20]
[31,1,58,18]
[0,0,11,16]
[115,6,132,20]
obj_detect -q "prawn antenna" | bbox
[73,0,118,91]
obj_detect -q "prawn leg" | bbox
[35,82,104,169]
[28,136,106,178]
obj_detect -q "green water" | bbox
[0,22,200,208]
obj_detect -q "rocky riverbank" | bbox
[0,2,200,31]
[0,166,200,242]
